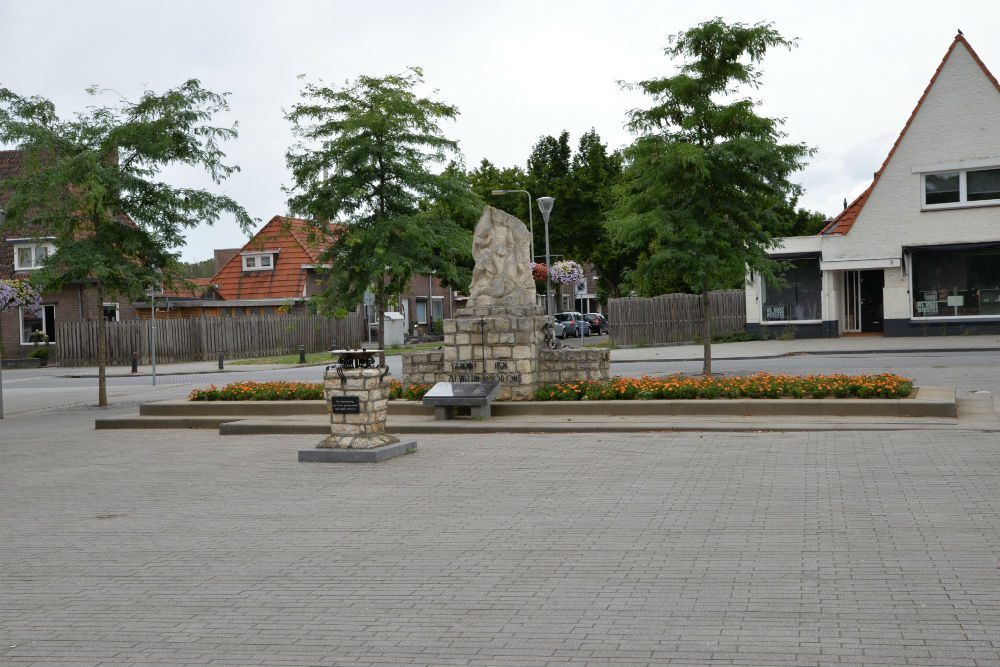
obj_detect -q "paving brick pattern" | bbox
[3,416,1000,666]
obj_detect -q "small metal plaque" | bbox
[330,396,361,414]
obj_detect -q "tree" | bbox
[285,68,471,359]
[181,258,217,278]
[612,19,813,375]
[0,81,253,405]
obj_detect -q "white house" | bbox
[746,34,1000,338]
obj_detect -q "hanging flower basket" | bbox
[0,278,43,313]
[549,260,584,285]
[530,262,547,282]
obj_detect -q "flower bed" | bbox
[534,373,914,401]
[388,380,432,401]
[188,381,323,401]
[187,374,914,402]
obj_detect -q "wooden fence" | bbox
[607,290,746,346]
[55,313,364,366]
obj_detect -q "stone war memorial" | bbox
[403,206,609,400]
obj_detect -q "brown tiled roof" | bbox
[161,277,213,299]
[1,149,139,279]
[820,34,1000,236]
[210,215,330,301]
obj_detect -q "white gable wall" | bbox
[823,41,1000,321]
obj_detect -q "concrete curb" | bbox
[94,387,958,433]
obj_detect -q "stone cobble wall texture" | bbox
[320,367,396,449]
[402,305,610,399]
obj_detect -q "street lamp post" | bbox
[536,197,554,316]
[490,190,534,262]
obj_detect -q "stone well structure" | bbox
[402,206,609,400]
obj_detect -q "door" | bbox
[859,270,884,332]
[843,271,861,332]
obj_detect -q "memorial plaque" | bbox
[330,396,360,414]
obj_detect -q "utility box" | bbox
[383,312,405,347]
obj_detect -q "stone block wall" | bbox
[401,305,611,400]
[537,348,611,384]
[321,367,395,449]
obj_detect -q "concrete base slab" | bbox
[298,441,417,463]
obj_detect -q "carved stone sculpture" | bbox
[466,206,535,308]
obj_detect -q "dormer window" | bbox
[12,241,56,271]
[242,251,276,271]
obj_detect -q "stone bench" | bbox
[422,381,502,420]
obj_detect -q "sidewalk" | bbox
[609,332,1000,362]
[15,333,1000,377]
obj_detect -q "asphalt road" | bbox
[1,347,997,420]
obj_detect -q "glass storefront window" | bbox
[762,258,822,321]
[911,246,1000,317]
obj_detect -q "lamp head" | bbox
[536,197,554,223]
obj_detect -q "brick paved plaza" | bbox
[2,408,999,666]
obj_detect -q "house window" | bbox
[13,243,55,271]
[431,297,443,321]
[910,245,1000,318]
[242,252,276,271]
[922,167,1000,208]
[20,304,56,345]
[761,258,822,322]
[103,303,120,322]
[415,299,428,324]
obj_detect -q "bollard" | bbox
[131,352,138,374]
[218,349,224,370]
[299,344,306,364]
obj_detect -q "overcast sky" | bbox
[4,0,999,262]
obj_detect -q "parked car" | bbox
[550,321,565,339]
[585,313,609,335]
[554,311,590,337]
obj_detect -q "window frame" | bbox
[241,251,276,272]
[19,304,56,345]
[758,257,824,325]
[103,302,120,322]
[12,242,56,271]
[920,163,1000,210]
[907,246,1000,321]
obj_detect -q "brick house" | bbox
[134,215,335,319]
[746,34,1000,338]
[1,150,139,361]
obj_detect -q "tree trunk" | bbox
[377,279,386,368]
[701,276,712,377]
[96,281,108,406]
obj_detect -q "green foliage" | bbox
[387,380,431,401]
[611,19,814,297]
[467,130,628,299]
[431,318,444,335]
[285,68,473,340]
[534,373,914,401]
[610,19,814,374]
[181,258,216,278]
[188,381,323,401]
[27,347,49,361]
[1,80,253,403]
